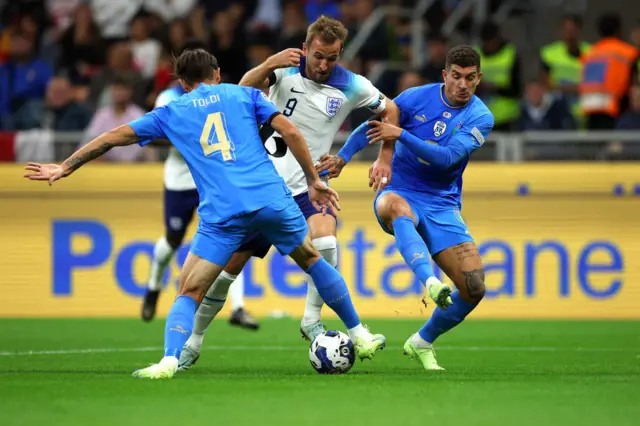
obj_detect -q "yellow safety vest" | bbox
[478,44,520,125]
[540,41,591,123]
[540,41,591,86]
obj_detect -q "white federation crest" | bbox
[326,97,343,117]
[433,120,447,137]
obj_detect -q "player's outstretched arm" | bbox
[238,48,303,90]
[23,124,139,185]
[270,114,340,215]
[315,120,368,180]
[367,120,473,170]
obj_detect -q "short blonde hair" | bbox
[305,15,349,48]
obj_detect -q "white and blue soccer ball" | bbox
[309,330,356,374]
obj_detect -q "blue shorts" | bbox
[190,195,308,266]
[164,188,199,235]
[236,191,336,259]
[374,188,474,256]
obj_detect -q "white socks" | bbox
[425,276,442,293]
[148,237,175,291]
[348,324,370,341]
[228,271,245,311]
[302,236,338,326]
[411,333,432,348]
[187,271,238,351]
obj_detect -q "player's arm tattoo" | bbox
[62,125,139,172]
[65,142,112,172]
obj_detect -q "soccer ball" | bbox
[309,330,356,374]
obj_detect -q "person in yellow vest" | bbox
[475,21,522,131]
[540,15,590,121]
[579,13,639,129]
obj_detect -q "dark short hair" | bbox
[174,49,219,86]
[305,15,349,48]
[598,13,621,38]
[445,45,481,71]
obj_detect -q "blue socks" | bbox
[419,291,476,343]
[164,295,198,358]
[392,216,435,284]
[306,258,360,329]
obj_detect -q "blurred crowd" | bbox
[0,0,639,162]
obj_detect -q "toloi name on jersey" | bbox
[191,94,221,107]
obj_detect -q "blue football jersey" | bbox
[390,83,494,207]
[129,83,288,224]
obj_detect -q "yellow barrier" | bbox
[1,163,638,318]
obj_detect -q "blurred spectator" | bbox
[87,42,148,110]
[475,21,522,131]
[539,15,590,123]
[348,0,389,72]
[277,1,307,50]
[519,80,576,131]
[615,85,640,130]
[579,13,639,130]
[57,3,106,86]
[130,15,161,79]
[46,0,84,37]
[305,0,342,23]
[396,71,423,96]
[151,19,192,98]
[81,76,156,162]
[249,0,281,32]
[420,32,447,84]
[596,85,640,161]
[631,20,640,51]
[0,32,53,129]
[90,0,143,41]
[209,9,247,83]
[247,29,275,70]
[144,0,197,23]
[12,76,92,131]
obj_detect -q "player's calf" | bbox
[375,192,451,309]
[410,242,485,359]
[288,236,386,357]
[437,242,486,305]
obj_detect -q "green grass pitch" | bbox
[1,318,639,426]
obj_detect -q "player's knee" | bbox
[377,196,414,229]
[312,236,338,267]
[165,232,185,250]
[290,237,322,270]
[460,269,486,304]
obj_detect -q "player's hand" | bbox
[366,120,403,145]
[23,162,70,186]
[369,159,391,192]
[315,154,346,180]
[267,48,303,69]
[308,179,341,216]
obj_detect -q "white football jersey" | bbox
[154,86,196,191]
[263,62,386,196]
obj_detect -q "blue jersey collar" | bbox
[439,84,472,109]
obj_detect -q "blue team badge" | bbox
[326,97,343,117]
[433,121,447,137]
